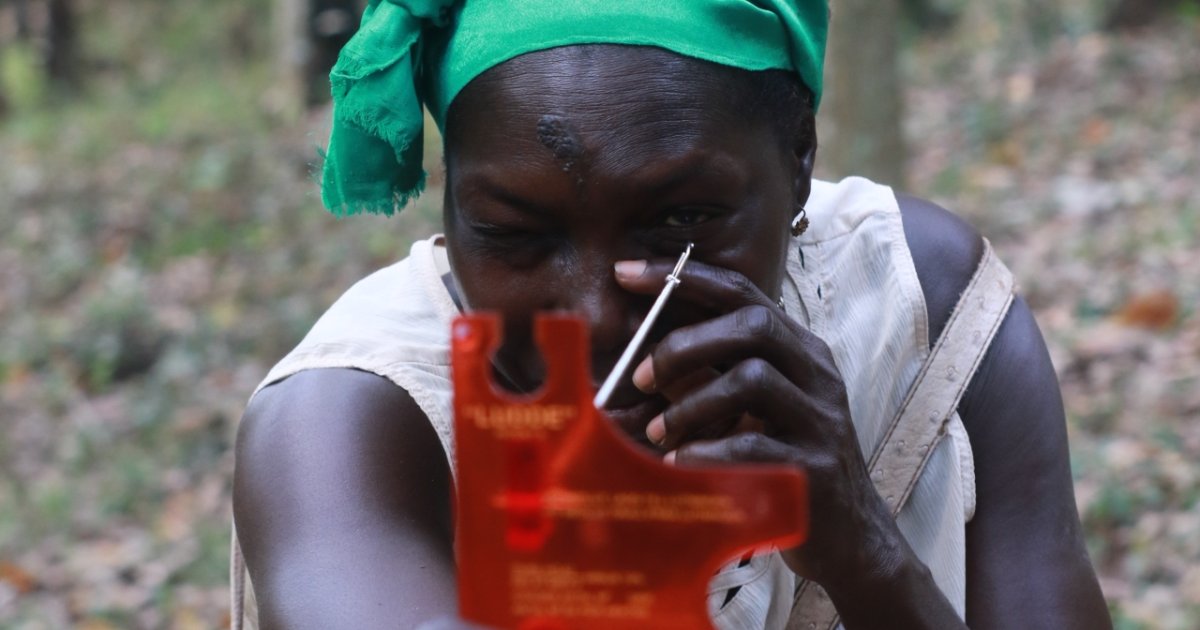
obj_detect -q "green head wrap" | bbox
[322,0,829,216]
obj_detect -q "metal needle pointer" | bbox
[593,243,694,410]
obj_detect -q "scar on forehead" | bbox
[536,114,583,171]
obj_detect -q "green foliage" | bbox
[176,520,234,586]
[99,455,158,517]
[30,476,74,536]
[962,98,1013,150]
[1111,605,1152,630]
[0,43,46,112]
[1087,482,1143,529]
[66,277,164,392]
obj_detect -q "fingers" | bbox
[617,257,835,395]
[614,257,774,313]
[632,305,818,393]
[654,365,721,402]
[669,432,800,467]
[646,358,823,451]
[615,255,851,465]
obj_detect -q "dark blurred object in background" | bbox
[902,0,961,33]
[274,0,362,110]
[1106,0,1198,29]
[306,0,361,105]
[2,0,79,89]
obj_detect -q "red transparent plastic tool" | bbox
[452,314,809,630]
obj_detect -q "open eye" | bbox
[661,208,716,228]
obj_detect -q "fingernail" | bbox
[632,356,656,392]
[646,413,665,444]
[614,260,647,281]
[663,450,676,465]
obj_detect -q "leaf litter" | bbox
[1,1,1197,628]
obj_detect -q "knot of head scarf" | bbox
[322,0,829,216]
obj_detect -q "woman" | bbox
[232,1,1111,628]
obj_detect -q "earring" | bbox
[790,207,809,237]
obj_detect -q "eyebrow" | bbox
[601,148,749,199]
[454,176,561,218]
[454,147,748,215]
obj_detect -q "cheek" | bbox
[702,201,792,295]
[754,212,793,286]
[447,245,559,315]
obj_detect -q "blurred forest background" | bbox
[0,0,1197,628]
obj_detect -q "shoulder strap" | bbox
[231,525,246,630]
[867,238,1014,516]
[787,239,1015,629]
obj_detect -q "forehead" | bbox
[444,46,761,177]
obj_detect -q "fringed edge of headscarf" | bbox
[325,176,428,218]
[319,0,445,218]
[316,143,428,218]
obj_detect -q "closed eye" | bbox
[468,217,556,241]
[471,222,532,239]
[465,220,561,269]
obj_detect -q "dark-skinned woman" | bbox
[231,1,1111,628]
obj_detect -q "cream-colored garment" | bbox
[233,177,997,629]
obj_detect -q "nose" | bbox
[562,253,641,379]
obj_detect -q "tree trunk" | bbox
[274,0,362,111]
[306,0,361,106]
[819,0,907,189]
[14,0,32,39]
[274,0,310,116]
[45,0,78,87]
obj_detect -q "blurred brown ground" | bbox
[0,1,1197,628]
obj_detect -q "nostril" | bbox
[491,323,547,396]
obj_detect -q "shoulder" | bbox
[894,193,984,347]
[893,193,1055,442]
[237,368,442,459]
[234,368,457,627]
[894,193,1065,486]
[893,193,1053,442]
[896,194,1110,625]
[235,367,452,530]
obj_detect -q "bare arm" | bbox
[233,368,458,629]
[900,195,1111,629]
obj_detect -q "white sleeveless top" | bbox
[234,177,991,629]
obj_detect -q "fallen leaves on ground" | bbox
[1,1,1197,628]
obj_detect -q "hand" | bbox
[614,257,904,589]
